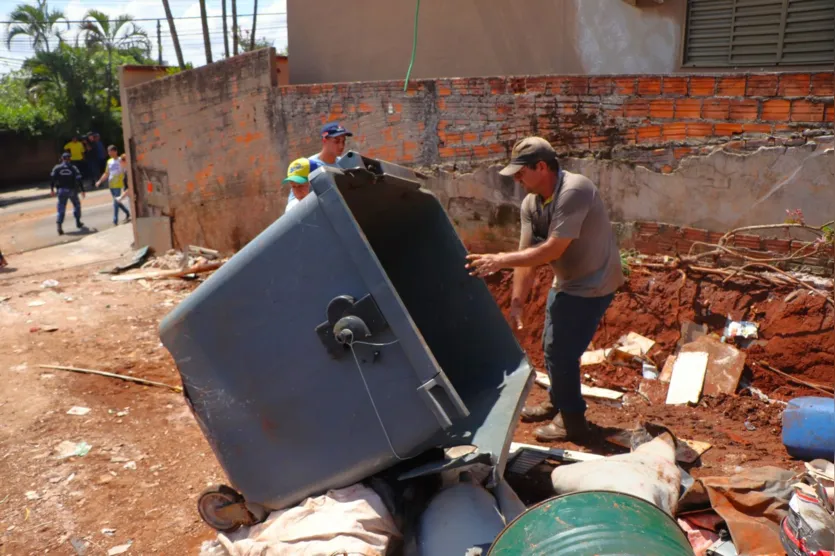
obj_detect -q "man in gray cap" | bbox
[466,137,623,443]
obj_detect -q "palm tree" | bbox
[23,45,94,128]
[5,0,68,53]
[198,0,212,63]
[79,10,151,110]
[221,0,230,58]
[231,0,238,55]
[250,0,258,51]
[160,0,185,69]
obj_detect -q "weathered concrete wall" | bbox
[124,50,280,252]
[287,0,686,84]
[417,135,835,251]
[568,137,835,231]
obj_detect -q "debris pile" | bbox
[487,260,833,555]
[107,245,225,282]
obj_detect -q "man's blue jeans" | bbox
[110,188,130,223]
[56,189,81,225]
[543,289,614,414]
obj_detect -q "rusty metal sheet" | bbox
[686,467,797,556]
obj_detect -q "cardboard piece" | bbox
[666,352,708,405]
[618,332,656,354]
[680,336,746,396]
[580,349,609,366]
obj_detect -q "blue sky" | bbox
[0,0,287,72]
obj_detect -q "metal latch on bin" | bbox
[315,294,388,358]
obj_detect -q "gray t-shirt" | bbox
[520,171,624,297]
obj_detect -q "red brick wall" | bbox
[277,71,833,172]
[125,49,281,252]
[124,55,833,252]
[624,222,834,276]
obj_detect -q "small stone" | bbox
[108,542,132,556]
[123,461,137,470]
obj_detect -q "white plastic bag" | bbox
[205,483,400,556]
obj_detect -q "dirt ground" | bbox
[0,256,831,554]
[488,265,834,477]
[0,264,220,555]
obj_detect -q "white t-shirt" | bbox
[285,197,300,214]
[106,157,124,189]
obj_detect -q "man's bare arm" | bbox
[503,236,572,268]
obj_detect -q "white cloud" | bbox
[1,0,287,72]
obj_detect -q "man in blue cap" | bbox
[287,123,353,205]
[310,122,353,167]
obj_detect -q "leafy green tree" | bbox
[236,28,273,52]
[0,72,61,135]
[5,0,68,53]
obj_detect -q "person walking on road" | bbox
[51,152,86,236]
[95,145,131,225]
[465,137,624,443]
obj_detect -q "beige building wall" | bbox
[287,0,686,84]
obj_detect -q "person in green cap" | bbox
[283,157,321,214]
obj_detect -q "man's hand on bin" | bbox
[465,252,506,277]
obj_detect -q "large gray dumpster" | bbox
[159,152,532,526]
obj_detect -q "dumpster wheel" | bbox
[197,484,256,533]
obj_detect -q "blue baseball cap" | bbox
[321,122,353,138]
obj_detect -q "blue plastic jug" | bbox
[782,397,835,461]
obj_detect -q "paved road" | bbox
[0,189,125,254]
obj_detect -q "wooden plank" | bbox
[659,355,676,383]
[666,352,709,405]
[111,261,222,282]
[535,371,624,401]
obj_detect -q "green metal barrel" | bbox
[488,491,694,556]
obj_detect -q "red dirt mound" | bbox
[487,266,833,398]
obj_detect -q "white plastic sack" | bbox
[550,433,681,515]
[205,483,400,556]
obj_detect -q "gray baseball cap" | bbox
[499,137,558,176]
